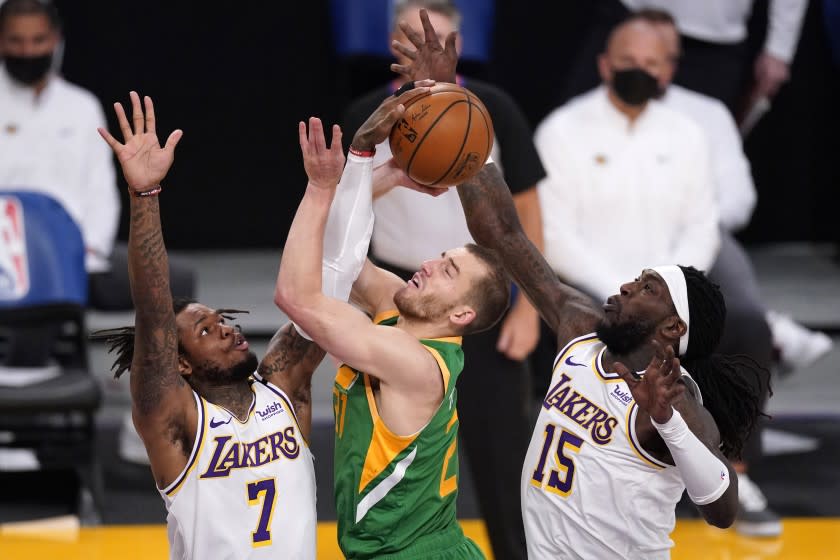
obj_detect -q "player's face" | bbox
[395,247,483,323]
[0,13,58,58]
[176,303,258,382]
[598,269,674,353]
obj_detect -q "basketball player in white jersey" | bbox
[91,89,433,559]
[391,11,770,559]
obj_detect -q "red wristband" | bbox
[349,146,375,158]
[131,185,162,198]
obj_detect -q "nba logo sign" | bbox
[0,196,29,300]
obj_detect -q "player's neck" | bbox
[395,315,451,341]
[193,380,254,421]
[601,346,653,374]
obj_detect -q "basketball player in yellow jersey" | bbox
[391,11,771,559]
[276,90,511,558]
[93,91,328,560]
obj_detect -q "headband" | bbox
[652,265,690,356]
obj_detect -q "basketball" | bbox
[389,83,494,187]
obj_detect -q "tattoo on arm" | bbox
[457,165,599,339]
[128,198,182,418]
[259,323,327,406]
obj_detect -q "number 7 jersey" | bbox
[159,377,316,560]
[521,334,700,560]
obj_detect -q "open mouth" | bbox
[233,333,249,351]
[409,273,421,289]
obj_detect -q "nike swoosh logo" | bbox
[209,417,232,429]
[565,356,586,367]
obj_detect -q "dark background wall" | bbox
[52,0,839,250]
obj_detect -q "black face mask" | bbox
[610,67,659,106]
[3,53,53,85]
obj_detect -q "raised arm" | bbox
[275,97,439,392]
[97,91,193,488]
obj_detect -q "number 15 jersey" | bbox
[160,377,316,560]
[521,334,701,560]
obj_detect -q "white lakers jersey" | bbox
[521,334,701,560]
[160,378,317,560]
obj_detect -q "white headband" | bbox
[652,265,690,356]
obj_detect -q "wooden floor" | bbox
[1,518,838,559]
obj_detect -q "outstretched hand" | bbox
[351,80,434,152]
[391,8,458,84]
[299,117,345,192]
[614,341,685,424]
[97,91,182,193]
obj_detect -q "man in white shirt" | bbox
[0,0,195,465]
[562,0,808,117]
[534,18,720,302]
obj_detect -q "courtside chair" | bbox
[0,190,105,525]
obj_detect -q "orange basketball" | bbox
[389,83,494,187]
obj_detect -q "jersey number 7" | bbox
[247,478,277,546]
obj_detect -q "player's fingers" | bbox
[390,62,410,78]
[97,127,121,150]
[114,102,132,140]
[329,124,343,152]
[298,121,308,152]
[443,31,457,55]
[129,91,144,134]
[144,95,156,136]
[399,16,424,48]
[308,117,326,151]
[419,8,439,47]
[164,129,183,152]
[614,361,639,387]
[391,41,417,61]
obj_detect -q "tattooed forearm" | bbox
[128,197,181,417]
[457,164,597,335]
[259,323,327,403]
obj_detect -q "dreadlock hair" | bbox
[678,265,772,460]
[89,297,250,379]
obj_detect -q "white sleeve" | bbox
[652,409,730,505]
[764,0,809,63]
[81,100,120,273]
[321,153,375,302]
[707,103,756,232]
[669,125,721,271]
[293,153,374,341]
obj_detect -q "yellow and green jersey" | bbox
[332,311,483,559]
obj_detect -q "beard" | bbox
[393,286,448,322]
[195,351,259,383]
[596,318,656,355]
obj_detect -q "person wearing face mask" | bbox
[0,0,196,466]
[529,16,721,398]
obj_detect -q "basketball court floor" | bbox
[1,243,839,559]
